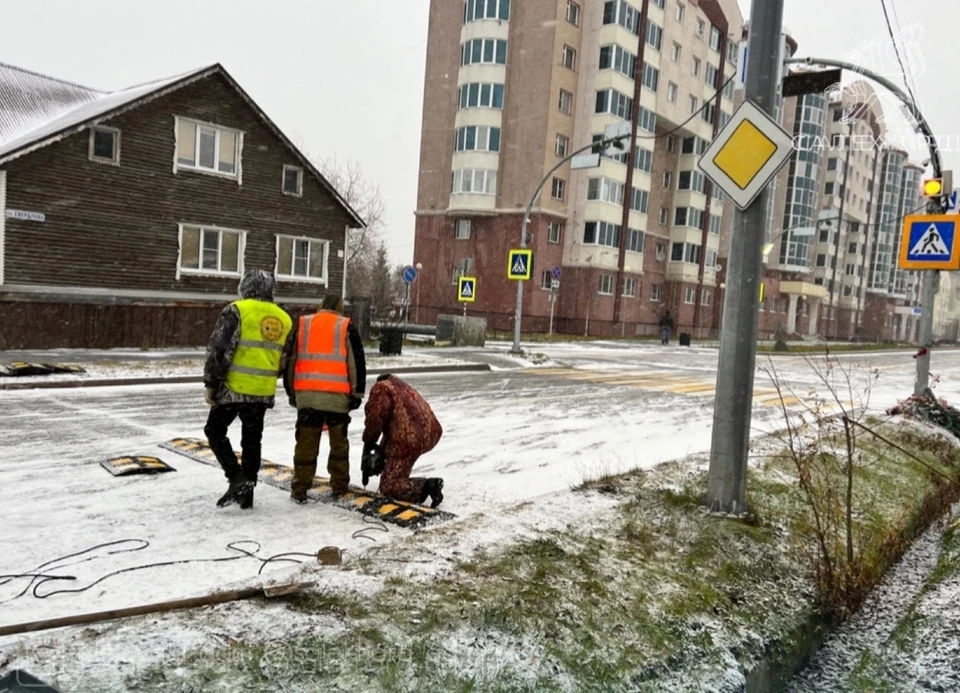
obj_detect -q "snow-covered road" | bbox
[2,342,958,641]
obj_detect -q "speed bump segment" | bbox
[160,438,454,528]
[698,99,794,210]
[101,455,176,476]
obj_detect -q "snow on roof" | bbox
[0,64,215,163]
[0,62,103,148]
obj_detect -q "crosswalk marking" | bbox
[521,366,856,411]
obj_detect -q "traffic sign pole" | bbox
[706,0,785,516]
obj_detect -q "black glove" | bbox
[348,395,362,411]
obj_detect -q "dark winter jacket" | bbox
[281,304,367,414]
[362,374,443,462]
[203,270,285,407]
[659,314,675,330]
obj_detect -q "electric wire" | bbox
[881,0,921,109]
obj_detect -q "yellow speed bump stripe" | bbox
[160,438,454,529]
[101,455,176,476]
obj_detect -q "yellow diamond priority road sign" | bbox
[698,99,794,210]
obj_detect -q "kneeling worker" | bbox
[361,374,444,507]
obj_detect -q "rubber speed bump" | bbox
[160,437,454,528]
[0,362,86,377]
[101,455,176,476]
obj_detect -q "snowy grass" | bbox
[93,418,960,692]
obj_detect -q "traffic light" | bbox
[923,178,944,197]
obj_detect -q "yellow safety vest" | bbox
[224,298,293,396]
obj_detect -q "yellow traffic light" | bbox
[923,178,944,197]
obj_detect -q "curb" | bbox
[0,363,492,391]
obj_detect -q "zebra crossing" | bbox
[522,366,860,412]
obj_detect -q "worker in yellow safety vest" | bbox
[281,294,366,502]
[203,269,292,510]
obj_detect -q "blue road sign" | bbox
[507,249,533,280]
[950,189,959,211]
[458,276,476,302]
[899,214,960,270]
[401,265,417,284]
[552,266,562,280]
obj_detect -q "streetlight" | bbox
[415,262,423,324]
[762,225,815,261]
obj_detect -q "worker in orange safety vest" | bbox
[280,295,366,502]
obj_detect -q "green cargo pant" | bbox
[292,409,351,495]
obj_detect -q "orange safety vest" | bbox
[293,311,352,394]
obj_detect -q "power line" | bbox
[887,0,922,107]
[880,0,920,110]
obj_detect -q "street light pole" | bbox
[706,0,785,515]
[510,134,630,355]
[415,262,422,324]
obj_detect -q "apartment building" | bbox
[413,0,745,336]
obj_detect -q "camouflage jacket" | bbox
[362,375,442,460]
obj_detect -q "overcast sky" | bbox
[1,1,951,265]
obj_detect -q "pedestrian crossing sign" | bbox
[507,248,533,280]
[898,214,960,270]
[458,276,477,302]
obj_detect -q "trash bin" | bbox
[379,327,403,356]
[679,332,691,347]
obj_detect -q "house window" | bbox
[455,126,501,152]
[666,135,676,153]
[684,286,696,304]
[562,44,577,70]
[452,169,497,194]
[688,96,698,114]
[696,18,705,37]
[559,89,574,114]
[282,165,303,196]
[541,270,553,290]
[667,81,678,102]
[671,42,681,62]
[566,0,580,26]
[178,224,243,277]
[458,83,505,109]
[705,64,718,88]
[176,117,241,178]
[89,126,119,165]
[659,207,668,225]
[623,277,637,297]
[701,289,712,306]
[599,274,614,295]
[551,177,566,201]
[651,283,663,301]
[692,57,701,77]
[276,235,328,283]
[647,22,663,52]
[464,0,510,21]
[675,2,685,22]
[460,38,508,65]
[548,221,563,243]
[556,133,570,157]
[663,172,672,188]
[456,219,472,239]
[709,25,721,51]
[642,63,659,91]
[655,242,666,259]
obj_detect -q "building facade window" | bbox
[89,126,120,165]
[458,83,505,109]
[674,207,704,229]
[659,207,668,225]
[452,169,498,194]
[460,38,508,66]
[626,228,644,252]
[688,96,698,114]
[455,125,502,152]
[562,44,577,70]
[663,171,672,188]
[178,224,243,277]
[599,274,615,295]
[684,286,696,304]
[646,21,663,51]
[709,214,721,235]
[630,187,649,214]
[587,177,624,205]
[566,0,580,25]
[671,42,681,62]
[583,221,621,247]
[599,44,637,79]
[551,177,566,201]
[709,25,721,51]
[596,88,633,119]
[464,0,510,22]
[675,2,685,22]
[548,222,563,243]
[678,170,706,193]
[282,165,303,196]
[651,283,663,301]
[275,235,328,283]
[623,277,637,297]
[634,146,653,173]
[176,117,241,178]
[455,219,471,239]
[667,81,678,102]
[705,63,718,88]
[555,133,569,157]
[780,93,827,268]
[602,0,642,35]
[696,18,705,37]
[541,270,553,290]
[692,57,701,77]
[642,63,659,91]
[559,89,573,114]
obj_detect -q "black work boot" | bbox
[237,481,254,510]
[217,479,253,508]
[420,478,444,508]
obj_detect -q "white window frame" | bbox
[174,116,244,183]
[651,283,663,302]
[456,219,472,239]
[623,277,637,297]
[684,286,696,304]
[696,18,705,37]
[89,125,120,166]
[598,274,614,295]
[675,2,685,22]
[562,44,577,71]
[566,0,580,26]
[555,133,570,157]
[559,89,574,114]
[548,221,563,244]
[274,234,330,285]
[671,42,681,62]
[541,270,553,290]
[667,81,678,103]
[551,177,566,201]
[176,223,246,279]
[282,165,303,197]
[692,57,701,76]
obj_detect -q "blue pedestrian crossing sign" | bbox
[458,276,477,302]
[898,214,960,270]
[507,249,533,280]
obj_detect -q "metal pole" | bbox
[915,197,943,394]
[549,292,555,336]
[706,0,785,515]
[416,278,421,323]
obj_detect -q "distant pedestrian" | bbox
[282,295,367,503]
[203,269,292,510]
[361,374,444,507]
[659,310,675,345]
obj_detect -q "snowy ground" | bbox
[2,340,960,687]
